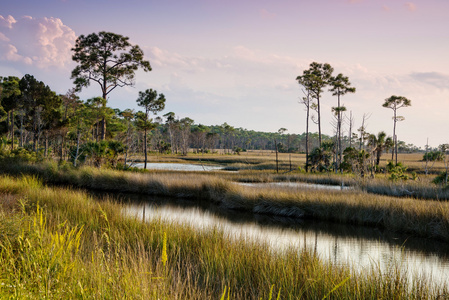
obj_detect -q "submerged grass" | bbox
[0,175,447,299]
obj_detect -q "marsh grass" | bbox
[0,175,447,298]
[2,160,449,241]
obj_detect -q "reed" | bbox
[2,161,449,242]
[0,175,447,299]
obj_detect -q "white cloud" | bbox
[0,15,76,68]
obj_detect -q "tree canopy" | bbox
[71,31,152,100]
[71,31,151,140]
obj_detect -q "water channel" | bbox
[134,162,224,171]
[94,190,449,288]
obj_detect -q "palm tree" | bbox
[368,131,394,167]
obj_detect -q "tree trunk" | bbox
[100,117,106,140]
[7,112,10,142]
[317,96,322,147]
[19,111,24,148]
[392,109,396,162]
[33,110,38,154]
[44,133,48,157]
[144,128,148,170]
[395,135,398,164]
[10,110,15,150]
[124,123,131,168]
[349,111,353,149]
[305,97,310,173]
[337,94,342,173]
[376,149,381,166]
[74,130,81,167]
[275,138,279,173]
[60,135,65,162]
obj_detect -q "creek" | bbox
[134,162,224,171]
[97,191,449,288]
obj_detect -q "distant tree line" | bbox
[295,61,418,176]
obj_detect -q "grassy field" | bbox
[131,150,448,174]
[1,175,447,299]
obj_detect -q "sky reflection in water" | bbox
[122,195,449,288]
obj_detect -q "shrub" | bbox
[423,151,444,162]
[386,162,409,181]
[432,172,449,186]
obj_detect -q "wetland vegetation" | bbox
[2,31,449,299]
[1,174,448,299]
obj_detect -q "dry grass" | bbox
[2,160,449,242]
[0,175,447,299]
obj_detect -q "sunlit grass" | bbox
[2,160,449,241]
[0,175,447,299]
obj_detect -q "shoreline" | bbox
[1,160,449,243]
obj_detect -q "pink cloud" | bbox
[382,5,390,12]
[0,15,16,29]
[405,2,416,12]
[259,9,276,20]
[0,15,76,68]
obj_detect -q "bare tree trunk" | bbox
[74,130,81,167]
[44,132,48,157]
[60,135,65,161]
[144,128,148,169]
[349,111,353,149]
[33,109,39,154]
[395,135,398,164]
[392,109,397,162]
[124,123,131,168]
[304,91,310,172]
[275,138,279,173]
[19,111,24,148]
[317,95,322,147]
[424,138,429,175]
[10,110,15,150]
[7,112,10,143]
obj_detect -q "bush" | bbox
[386,162,410,181]
[433,172,449,186]
[0,147,37,162]
[423,151,444,162]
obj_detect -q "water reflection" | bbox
[239,182,352,191]
[97,192,449,287]
[134,162,224,171]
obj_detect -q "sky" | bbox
[1,0,448,148]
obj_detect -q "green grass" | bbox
[0,175,447,299]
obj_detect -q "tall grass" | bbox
[0,175,447,298]
[2,161,449,242]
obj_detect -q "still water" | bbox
[105,191,449,287]
[239,182,352,191]
[134,162,224,171]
